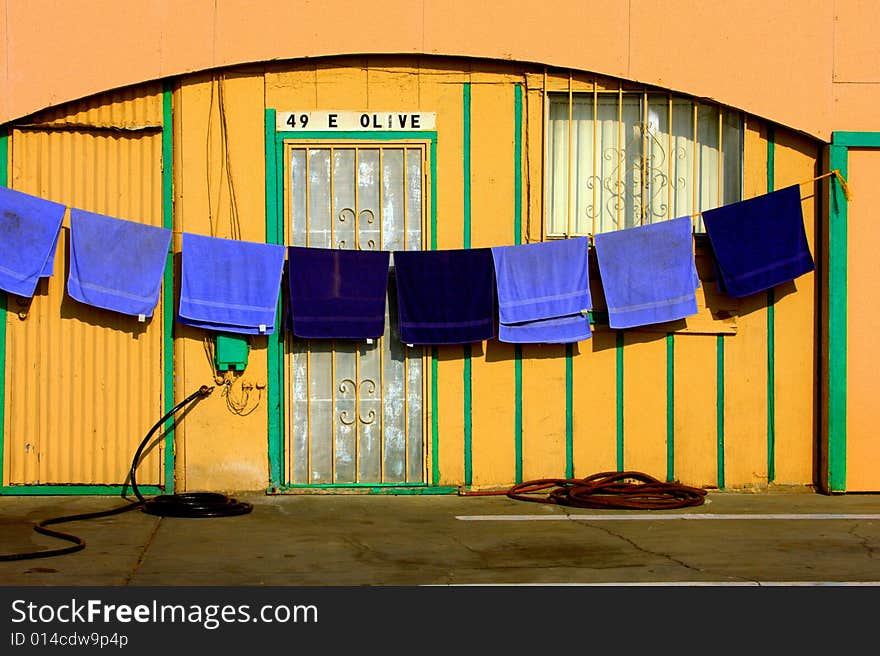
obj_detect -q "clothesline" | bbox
[689,169,850,221]
[579,169,849,246]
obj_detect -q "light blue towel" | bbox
[178,232,286,335]
[40,227,61,278]
[0,186,66,297]
[67,208,172,317]
[498,314,591,344]
[491,237,592,343]
[594,216,699,329]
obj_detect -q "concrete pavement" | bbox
[2,490,880,586]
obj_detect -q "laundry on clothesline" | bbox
[178,232,286,335]
[594,215,699,329]
[393,247,496,345]
[491,236,592,344]
[701,184,814,298]
[287,245,390,339]
[0,186,66,298]
[67,208,172,318]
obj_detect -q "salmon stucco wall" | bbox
[1,1,880,142]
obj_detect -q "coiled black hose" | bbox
[0,385,252,562]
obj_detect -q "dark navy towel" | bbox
[178,232,286,335]
[0,186,66,297]
[594,216,699,329]
[491,237,592,343]
[393,248,496,345]
[67,208,172,317]
[701,185,815,298]
[288,246,390,339]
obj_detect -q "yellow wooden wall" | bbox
[0,55,822,492]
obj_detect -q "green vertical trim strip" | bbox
[766,126,776,483]
[513,84,522,242]
[463,83,472,249]
[161,84,175,494]
[430,136,439,486]
[265,109,284,490]
[462,82,473,486]
[666,333,674,482]
[828,143,848,492]
[616,332,624,471]
[565,344,574,478]
[514,351,522,483]
[0,127,7,487]
[717,334,725,489]
[513,84,524,483]
[463,346,472,486]
[431,347,440,485]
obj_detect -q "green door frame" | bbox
[263,109,454,494]
[824,131,880,493]
[0,84,176,496]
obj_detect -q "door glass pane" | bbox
[286,144,425,486]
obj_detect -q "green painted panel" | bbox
[565,344,573,478]
[832,132,880,148]
[827,144,848,492]
[161,84,175,494]
[717,334,725,489]
[0,485,164,496]
[767,125,776,483]
[666,333,674,482]
[0,128,7,489]
[514,85,524,484]
[616,332,624,471]
[265,109,284,490]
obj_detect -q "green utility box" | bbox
[214,334,249,372]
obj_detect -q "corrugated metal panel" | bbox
[26,83,164,129]
[3,124,165,485]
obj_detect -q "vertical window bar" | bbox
[403,148,408,480]
[378,147,385,482]
[718,109,724,207]
[330,147,337,483]
[592,78,598,237]
[567,72,574,237]
[617,83,623,231]
[667,95,673,221]
[692,103,698,226]
[305,148,312,481]
[353,146,360,481]
[641,92,648,226]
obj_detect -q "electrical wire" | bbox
[0,385,252,562]
[462,470,707,510]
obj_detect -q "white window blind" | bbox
[546,92,743,235]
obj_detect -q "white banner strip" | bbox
[277,111,436,132]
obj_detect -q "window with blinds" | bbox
[545,92,743,236]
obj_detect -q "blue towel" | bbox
[491,237,592,343]
[178,233,286,335]
[498,314,591,344]
[594,216,699,329]
[0,186,66,297]
[701,185,814,298]
[393,248,496,345]
[40,227,61,278]
[288,246,390,339]
[67,208,172,317]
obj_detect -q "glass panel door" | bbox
[284,143,426,486]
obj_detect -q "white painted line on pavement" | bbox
[455,513,880,521]
[426,581,880,586]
